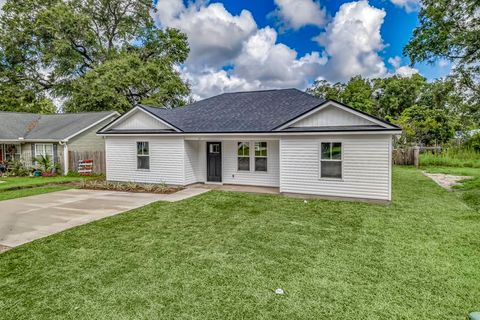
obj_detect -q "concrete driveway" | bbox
[0,188,208,251]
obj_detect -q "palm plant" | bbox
[33,155,54,173]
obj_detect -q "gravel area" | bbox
[423,172,473,191]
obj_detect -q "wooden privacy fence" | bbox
[393,147,416,165]
[68,151,105,174]
[393,146,440,167]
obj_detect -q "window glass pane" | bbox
[238,157,250,171]
[237,142,249,156]
[35,144,43,154]
[45,144,53,155]
[255,142,267,157]
[321,143,331,159]
[321,161,342,178]
[255,157,267,172]
[331,143,342,160]
[137,142,149,155]
[137,156,149,170]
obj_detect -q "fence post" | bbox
[413,146,420,168]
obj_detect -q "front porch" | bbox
[190,183,280,195]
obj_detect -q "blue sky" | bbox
[154,0,450,98]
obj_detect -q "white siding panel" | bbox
[280,135,391,200]
[105,136,184,185]
[222,140,280,187]
[115,110,172,130]
[184,140,201,185]
[291,105,374,127]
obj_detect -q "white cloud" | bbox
[314,0,388,82]
[390,0,420,13]
[388,56,419,77]
[155,0,327,99]
[155,0,423,99]
[155,0,257,69]
[234,27,327,87]
[272,0,328,30]
[182,69,262,100]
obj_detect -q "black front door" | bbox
[207,142,222,182]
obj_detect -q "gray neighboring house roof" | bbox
[99,88,400,134]
[0,111,118,141]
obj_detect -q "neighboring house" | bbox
[0,111,119,174]
[98,89,401,201]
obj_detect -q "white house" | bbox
[98,89,401,201]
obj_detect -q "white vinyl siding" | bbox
[184,140,202,185]
[222,140,279,187]
[290,105,374,127]
[280,135,391,200]
[115,109,173,130]
[105,136,184,185]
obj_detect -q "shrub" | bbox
[466,133,480,153]
[7,160,30,176]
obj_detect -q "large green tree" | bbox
[0,0,190,113]
[404,0,479,116]
[307,76,375,113]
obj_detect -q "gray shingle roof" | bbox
[0,111,116,141]
[140,89,326,132]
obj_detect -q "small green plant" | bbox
[7,160,30,177]
[33,155,54,173]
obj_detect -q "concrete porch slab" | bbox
[190,183,280,195]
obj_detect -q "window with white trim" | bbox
[254,142,267,172]
[5,144,21,162]
[320,142,342,179]
[35,144,54,163]
[137,142,150,170]
[237,142,250,171]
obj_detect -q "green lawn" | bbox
[0,175,95,200]
[0,167,479,319]
[0,185,74,201]
[422,166,480,211]
[0,175,86,191]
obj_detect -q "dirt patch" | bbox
[423,172,473,191]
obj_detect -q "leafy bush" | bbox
[7,160,30,176]
[466,133,480,152]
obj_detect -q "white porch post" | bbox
[63,143,69,175]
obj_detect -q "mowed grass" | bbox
[0,176,86,191]
[0,185,74,201]
[423,166,480,212]
[0,167,479,319]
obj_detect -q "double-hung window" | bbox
[137,142,150,170]
[254,142,267,172]
[35,144,54,163]
[237,142,250,171]
[320,142,342,179]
